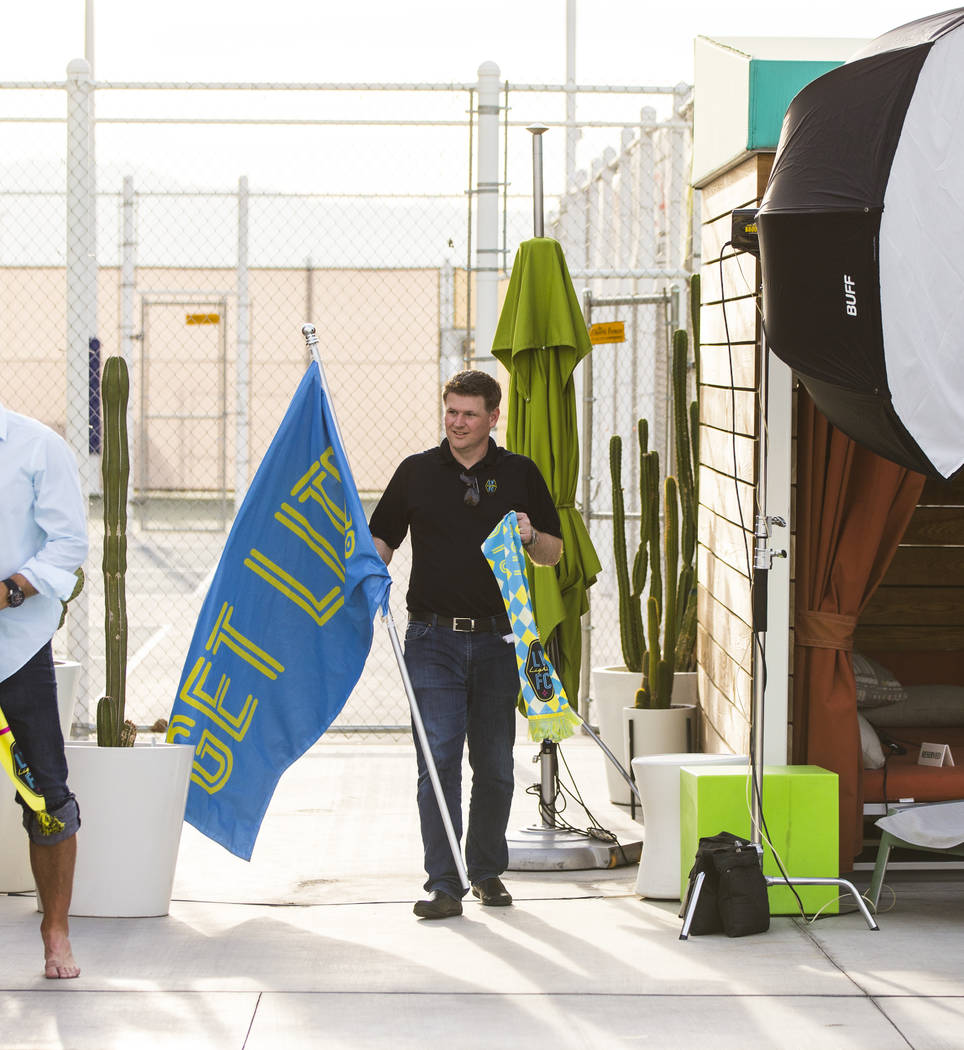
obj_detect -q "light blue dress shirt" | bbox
[0,403,89,682]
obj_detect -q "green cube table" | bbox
[679,764,839,915]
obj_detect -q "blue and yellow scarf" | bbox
[482,511,580,742]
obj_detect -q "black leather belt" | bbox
[409,611,511,634]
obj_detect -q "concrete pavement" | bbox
[3,734,964,1049]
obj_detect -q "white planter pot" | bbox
[623,703,696,772]
[53,660,81,739]
[592,666,699,806]
[591,666,639,805]
[622,703,697,822]
[66,740,193,917]
[0,660,82,893]
[672,670,698,708]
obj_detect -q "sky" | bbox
[0,0,953,262]
[0,0,954,86]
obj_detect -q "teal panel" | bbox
[747,59,844,149]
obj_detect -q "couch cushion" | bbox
[863,684,964,728]
[863,727,964,803]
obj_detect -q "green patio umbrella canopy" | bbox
[491,236,601,709]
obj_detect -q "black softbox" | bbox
[757,8,964,480]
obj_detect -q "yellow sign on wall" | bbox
[186,313,220,325]
[589,321,625,345]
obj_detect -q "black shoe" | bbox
[471,877,513,907]
[413,890,463,919]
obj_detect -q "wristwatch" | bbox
[2,578,24,608]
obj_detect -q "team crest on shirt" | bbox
[485,479,497,493]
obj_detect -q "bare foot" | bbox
[43,933,80,979]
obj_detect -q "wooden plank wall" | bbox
[697,154,774,753]
[857,469,964,685]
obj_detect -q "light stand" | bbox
[506,123,641,871]
[678,298,878,937]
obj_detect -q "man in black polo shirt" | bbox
[370,370,562,919]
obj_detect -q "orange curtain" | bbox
[793,392,925,870]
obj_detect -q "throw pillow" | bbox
[857,712,886,770]
[853,652,908,708]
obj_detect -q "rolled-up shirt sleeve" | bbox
[18,436,89,600]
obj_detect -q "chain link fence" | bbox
[0,64,694,735]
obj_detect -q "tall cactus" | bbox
[97,356,136,747]
[610,420,656,674]
[610,273,701,707]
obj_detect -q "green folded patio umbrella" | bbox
[492,236,601,711]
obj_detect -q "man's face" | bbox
[443,392,498,460]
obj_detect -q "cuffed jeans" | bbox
[0,642,80,844]
[404,620,518,899]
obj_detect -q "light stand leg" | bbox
[679,869,877,939]
[576,713,642,805]
[678,870,705,940]
[765,875,878,930]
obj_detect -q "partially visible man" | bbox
[370,370,562,919]
[0,401,88,978]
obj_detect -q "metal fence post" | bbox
[671,83,691,274]
[439,259,462,393]
[65,59,96,716]
[474,61,500,365]
[66,58,96,496]
[565,0,579,196]
[120,175,137,504]
[236,174,251,509]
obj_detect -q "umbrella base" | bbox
[506,825,641,871]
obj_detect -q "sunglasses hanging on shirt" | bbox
[459,472,480,507]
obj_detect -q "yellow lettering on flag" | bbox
[178,656,259,741]
[192,729,234,794]
[589,321,625,345]
[186,313,220,325]
[206,603,285,679]
[243,549,345,627]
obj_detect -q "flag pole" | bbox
[300,324,469,892]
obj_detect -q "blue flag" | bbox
[167,363,391,859]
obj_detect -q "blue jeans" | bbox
[404,620,518,898]
[0,642,80,845]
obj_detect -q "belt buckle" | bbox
[453,617,474,632]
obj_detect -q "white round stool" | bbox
[631,752,748,899]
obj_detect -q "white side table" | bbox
[631,752,748,899]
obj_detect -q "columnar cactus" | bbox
[609,419,654,674]
[610,274,701,708]
[97,356,136,747]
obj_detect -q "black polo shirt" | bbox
[369,437,561,618]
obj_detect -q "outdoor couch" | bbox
[857,652,964,807]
